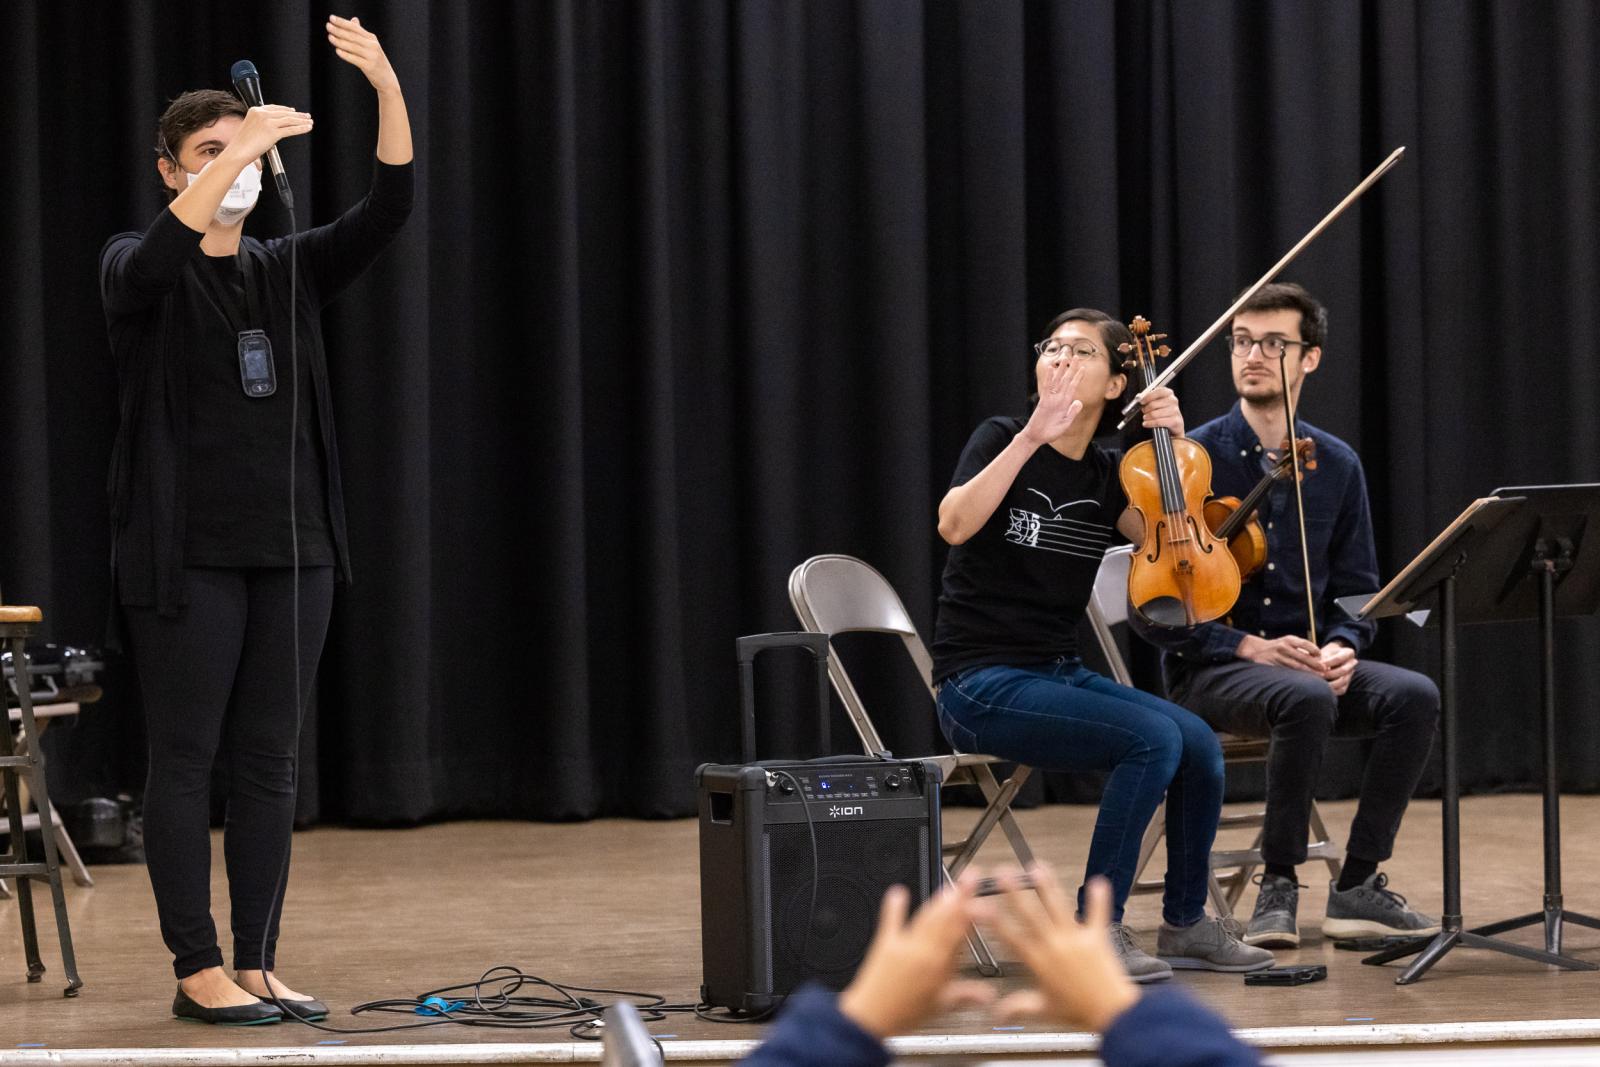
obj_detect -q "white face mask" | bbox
[184,159,262,226]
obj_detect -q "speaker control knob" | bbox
[884,774,901,790]
[779,779,796,795]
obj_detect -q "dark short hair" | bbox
[1039,307,1134,369]
[154,89,247,199]
[1231,282,1327,349]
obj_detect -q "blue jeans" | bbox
[937,658,1224,926]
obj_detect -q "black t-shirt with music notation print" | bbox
[931,415,1127,684]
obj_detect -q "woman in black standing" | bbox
[99,16,412,1025]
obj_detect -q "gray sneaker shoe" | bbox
[1158,915,1276,972]
[1322,872,1441,939]
[1244,873,1302,948]
[1110,922,1173,984]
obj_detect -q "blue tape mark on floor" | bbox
[316,1040,348,1045]
[992,1025,1026,1031]
[655,1035,678,1039]
[1345,1017,1375,1022]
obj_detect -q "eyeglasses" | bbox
[1231,335,1311,359]
[1229,334,1311,359]
[1034,338,1103,361]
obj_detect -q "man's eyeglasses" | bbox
[1230,334,1311,359]
[1034,338,1103,361]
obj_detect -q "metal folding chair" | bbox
[788,555,1034,973]
[1087,545,1341,918]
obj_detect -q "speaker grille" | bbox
[767,819,929,991]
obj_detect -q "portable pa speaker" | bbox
[696,757,942,1013]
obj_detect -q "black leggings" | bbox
[123,566,333,979]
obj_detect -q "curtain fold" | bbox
[3,0,1596,821]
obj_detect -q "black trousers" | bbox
[1167,658,1439,870]
[123,566,333,979]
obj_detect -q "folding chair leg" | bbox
[995,807,1036,869]
[1132,801,1166,891]
[1208,869,1234,921]
[948,764,1032,878]
[943,865,1002,975]
[1309,804,1343,882]
[964,922,1003,977]
[1222,827,1265,913]
[48,806,94,888]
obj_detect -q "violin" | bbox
[1203,437,1318,580]
[1117,317,1241,628]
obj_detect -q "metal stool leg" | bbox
[5,632,83,995]
[1,685,45,980]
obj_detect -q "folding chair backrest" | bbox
[788,555,933,759]
[1086,545,1135,686]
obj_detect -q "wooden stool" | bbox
[1,603,83,996]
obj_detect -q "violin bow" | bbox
[1116,145,1406,430]
[1277,361,1318,646]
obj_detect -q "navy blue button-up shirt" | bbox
[1134,402,1379,667]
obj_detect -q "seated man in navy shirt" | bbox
[1131,283,1440,948]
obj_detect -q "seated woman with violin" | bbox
[930,308,1274,983]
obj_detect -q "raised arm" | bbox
[326,15,412,165]
[279,16,415,306]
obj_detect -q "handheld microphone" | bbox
[230,59,295,210]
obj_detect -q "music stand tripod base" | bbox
[1363,923,1597,984]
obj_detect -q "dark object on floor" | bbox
[62,795,145,865]
[1332,936,1420,951]
[1244,964,1328,986]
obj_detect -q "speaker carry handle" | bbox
[735,632,837,765]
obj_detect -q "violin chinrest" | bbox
[1134,596,1191,629]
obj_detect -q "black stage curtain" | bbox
[2,1,1597,822]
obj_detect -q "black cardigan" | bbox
[99,160,413,613]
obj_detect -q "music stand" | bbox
[1457,485,1600,954]
[1335,492,1598,983]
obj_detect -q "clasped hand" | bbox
[1237,634,1357,695]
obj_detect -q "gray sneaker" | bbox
[1322,873,1441,939]
[1244,873,1302,948]
[1110,922,1173,984]
[1158,915,1276,972]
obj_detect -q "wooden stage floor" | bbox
[4,795,1600,1061]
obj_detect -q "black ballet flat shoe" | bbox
[269,995,329,1022]
[172,986,284,1025]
